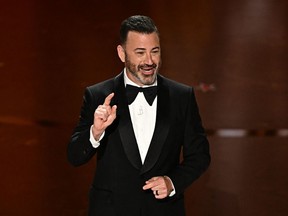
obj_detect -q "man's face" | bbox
[118,31,161,86]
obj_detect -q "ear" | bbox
[117,45,125,63]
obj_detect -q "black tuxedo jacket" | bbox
[68,72,210,216]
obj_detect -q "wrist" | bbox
[92,125,103,141]
[163,176,174,194]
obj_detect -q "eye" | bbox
[151,49,160,55]
[136,51,145,56]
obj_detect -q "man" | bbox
[68,15,210,216]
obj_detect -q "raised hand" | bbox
[92,93,117,140]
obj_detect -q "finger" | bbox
[143,179,158,190]
[154,191,167,199]
[143,181,153,190]
[154,190,159,196]
[146,176,159,183]
[111,105,117,116]
[154,187,170,199]
[95,107,109,121]
[143,182,153,190]
[103,93,114,106]
[105,105,117,124]
[145,177,160,186]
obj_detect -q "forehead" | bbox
[125,31,160,49]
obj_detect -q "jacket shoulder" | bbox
[159,74,193,92]
[87,77,115,94]
[81,77,117,106]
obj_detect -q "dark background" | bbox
[0,0,287,215]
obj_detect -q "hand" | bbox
[143,176,174,199]
[92,93,117,140]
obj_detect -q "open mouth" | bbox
[139,64,157,75]
[141,68,155,74]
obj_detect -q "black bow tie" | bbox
[126,84,157,106]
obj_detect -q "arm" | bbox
[143,87,210,199]
[67,88,116,166]
[168,88,211,195]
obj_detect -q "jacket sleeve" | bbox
[168,88,211,195]
[67,87,98,166]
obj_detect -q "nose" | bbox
[144,53,153,65]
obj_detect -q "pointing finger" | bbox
[103,93,114,106]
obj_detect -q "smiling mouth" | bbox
[139,64,157,73]
[140,68,155,76]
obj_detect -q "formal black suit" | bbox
[68,71,210,216]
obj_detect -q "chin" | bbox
[142,76,157,85]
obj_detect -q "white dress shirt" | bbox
[124,69,157,163]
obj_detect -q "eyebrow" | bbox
[134,48,146,51]
[134,47,160,51]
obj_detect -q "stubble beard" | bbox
[125,58,161,86]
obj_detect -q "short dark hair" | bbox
[119,15,159,45]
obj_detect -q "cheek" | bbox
[129,56,142,65]
[152,55,161,63]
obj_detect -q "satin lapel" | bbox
[140,75,170,175]
[114,73,142,170]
